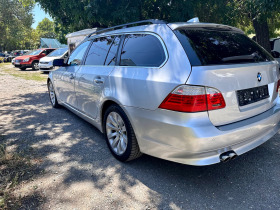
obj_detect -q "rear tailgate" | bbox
[189,62,279,126]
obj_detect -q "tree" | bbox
[230,0,280,52]
[36,17,56,38]
[0,0,34,51]
[20,0,280,52]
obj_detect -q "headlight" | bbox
[49,61,53,65]
[23,57,30,62]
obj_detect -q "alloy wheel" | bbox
[48,82,56,106]
[106,112,128,155]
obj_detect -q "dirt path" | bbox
[1,64,280,209]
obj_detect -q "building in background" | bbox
[66,28,98,53]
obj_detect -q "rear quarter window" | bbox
[120,34,166,67]
[174,28,274,66]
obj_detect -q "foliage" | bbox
[54,22,68,44]
[229,0,280,50]
[0,0,34,51]
[8,0,280,51]
[36,17,56,38]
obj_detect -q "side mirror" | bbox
[53,59,67,67]
[271,51,280,58]
[41,53,46,56]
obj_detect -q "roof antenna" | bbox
[187,17,199,23]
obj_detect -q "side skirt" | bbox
[59,101,103,133]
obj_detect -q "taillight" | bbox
[276,79,280,93]
[206,87,226,110]
[159,85,226,113]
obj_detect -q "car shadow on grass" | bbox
[1,91,280,209]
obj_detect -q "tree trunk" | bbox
[252,18,271,52]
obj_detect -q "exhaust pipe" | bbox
[228,152,237,160]
[220,151,237,163]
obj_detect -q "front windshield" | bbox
[47,48,68,57]
[25,49,42,56]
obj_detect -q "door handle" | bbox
[94,76,104,84]
[69,73,75,80]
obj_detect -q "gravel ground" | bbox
[1,64,280,209]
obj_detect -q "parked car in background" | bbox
[48,19,280,166]
[14,48,56,70]
[39,47,68,72]
[271,38,280,63]
[0,53,5,63]
[8,51,23,62]
[4,54,9,62]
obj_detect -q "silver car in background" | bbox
[39,48,68,72]
[47,19,280,166]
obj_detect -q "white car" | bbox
[39,48,68,72]
[271,38,280,63]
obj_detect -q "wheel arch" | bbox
[31,60,39,64]
[100,99,136,135]
[100,100,119,133]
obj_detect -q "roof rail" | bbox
[87,19,167,38]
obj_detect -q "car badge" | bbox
[257,72,262,82]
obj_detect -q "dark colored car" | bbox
[14,48,56,70]
[7,51,23,62]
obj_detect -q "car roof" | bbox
[86,19,244,40]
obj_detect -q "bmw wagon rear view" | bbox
[47,19,280,166]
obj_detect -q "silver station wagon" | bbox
[48,19,280,166]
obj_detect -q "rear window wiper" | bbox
[222,53,259,62]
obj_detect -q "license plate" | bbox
[237,85,269,106]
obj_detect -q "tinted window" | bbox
[67,41,90,66]
[105,36,121,66]
[175,28,273,66]
[41,50,53,55]
[120,34,166,67]
[46,49,55,55]
[85,36,115,65]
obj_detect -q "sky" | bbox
[32,3,53,29]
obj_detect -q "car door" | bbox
[55,41,90,108]
[75,36,121,119]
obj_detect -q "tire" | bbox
[32,61,39,70]
[47,80,60,108]
[103,105,142,162]
[20,67,26,70]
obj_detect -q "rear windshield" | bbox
[174,28,274,66]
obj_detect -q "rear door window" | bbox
[120,34,166,67]
[85,36,115,65]
[174,28,274,66]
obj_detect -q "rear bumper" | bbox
[124,101,280,166]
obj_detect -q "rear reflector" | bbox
[159,85,226,112]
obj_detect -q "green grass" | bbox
[0,63,48,82]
